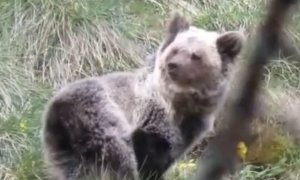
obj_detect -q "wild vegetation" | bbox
[1,0,300,179]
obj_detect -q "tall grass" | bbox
[1,0,300,179]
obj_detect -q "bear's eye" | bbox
[171,48,179,55]
[191,53,202,61]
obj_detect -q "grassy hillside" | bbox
[1,0,300,179]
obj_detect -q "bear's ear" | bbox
[167,12,190,35]
[159,12,190,52]
[216,31,245,59]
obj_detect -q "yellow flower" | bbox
[19,121,28,133]
[237,141,248,161]
[177,161,197,171]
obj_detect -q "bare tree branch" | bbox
[194,0,299,179]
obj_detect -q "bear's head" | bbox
[153,13,245,98]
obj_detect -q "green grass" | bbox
[1,0,300,179]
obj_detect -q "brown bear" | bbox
[41,13,244,180]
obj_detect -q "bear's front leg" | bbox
[131,127,172,180]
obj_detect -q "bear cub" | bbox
[41,12,244,180]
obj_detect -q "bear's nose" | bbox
[167,62,178,72]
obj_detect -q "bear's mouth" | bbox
[167,71,195,87]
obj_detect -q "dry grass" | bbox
[2,0,146,88]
